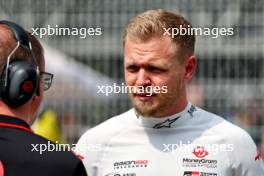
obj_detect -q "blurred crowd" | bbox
[187,80,264,159]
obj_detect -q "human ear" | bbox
[184,55,197,81]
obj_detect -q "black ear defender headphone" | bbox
[0,20,40,108]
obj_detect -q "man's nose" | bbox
[135,69,151,86]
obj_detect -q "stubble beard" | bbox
[132,78,183,117]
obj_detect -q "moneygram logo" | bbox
[192,146,208,158]
[182,146,217,169]
[182,158,217,165]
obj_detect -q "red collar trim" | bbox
[0,122,33,133]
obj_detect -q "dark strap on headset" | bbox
[0,20,30,49]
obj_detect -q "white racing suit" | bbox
[76,102,264,176]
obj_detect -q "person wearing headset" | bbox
[0,21,87,176]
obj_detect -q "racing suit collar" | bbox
[134,102,195,129]
[0,114,32,133]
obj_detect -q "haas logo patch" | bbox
[192,146,208,158]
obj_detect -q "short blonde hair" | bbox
[124,9,195,62]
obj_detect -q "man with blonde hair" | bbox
[77,9,264,175]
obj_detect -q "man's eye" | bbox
[148,66,165,73]
[126,65,139,72]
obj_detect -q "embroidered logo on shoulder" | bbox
[153,116,180,129]
[188,105,197,117]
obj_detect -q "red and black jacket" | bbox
[0,114,87,176]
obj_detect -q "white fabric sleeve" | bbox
[75,130,103,176]
[230,129,264,175]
